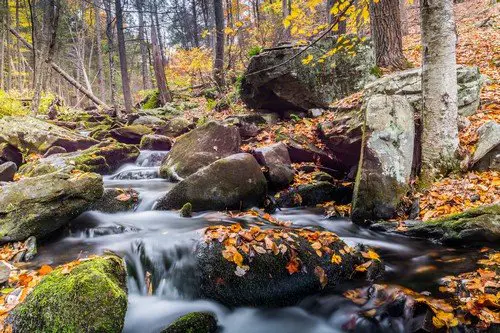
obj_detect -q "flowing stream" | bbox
[30,150,481,333]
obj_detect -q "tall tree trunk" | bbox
[136,0,151,90]
[213,0,225,89]
[16,0,23,91]
[5,0,11,91]
[327,0,347,34]
[94,0,106,101]
[114,0,132,113]
[153,2,167,67]
[32,0,61,114]
[400,0,408,35]
[369,0,406,69]
[420,0,459,184]
[150,13,172,105]
[103,0,117,107]
[191,0,199,47]
[0,29,4,90]
[282,0,291,41]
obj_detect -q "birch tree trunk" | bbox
[114,0,132,113]
[369,0,406,69]
[420,0,459,184]
[213,0,225,90]
[150,15,172,105]
[136,0,151,90]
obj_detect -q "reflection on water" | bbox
[32,151,482,333]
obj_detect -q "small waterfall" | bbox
[136,150,169,167]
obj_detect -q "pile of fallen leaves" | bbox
[418,171,499,221]
[344,250,499,330]
[0,242,89,330]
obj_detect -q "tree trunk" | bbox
[282,0,291,41]
[420,0,459,184]
[136,0,151,90]
[5,0,11,91]
[150,12,172,105]
[94,0,106,101]
[191,0,199,47]
[213,0,225,89]
[32,0,61,114]
[114,0,132,113]
[400,0,408,35]
[0,29,4,90]
[103,0,117,107]
[369,0,406,69]
[327,0,347,34]
[16,0,23,91]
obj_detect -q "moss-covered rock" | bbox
[156,116,193,138]
[156,153,267,211]
[0,116,97,154]
[110,125,153,144]
[90,188,138,213]
[10,254,128,333]
[0,172,103,241]
[276,181,351,207]
[19,141,140,176]
[180,202,193,217]
[139,134,172,151]
[405,204,500,245]
[159,121,241,181]
[162,312,217,333]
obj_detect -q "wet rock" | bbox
[364,65,483,117]
[112,167,159,180]
[159,121,241,181]
[10,254,128,333]
[0,116,97,154]
[139,134,172,151]
[12,236,37,262]
[265,163,295,190]
[136,150,169,167]
[0,143,23,166]
[240,36,376,113]
[0,162,17,182]
[156,117,193,137]
[196,225,376,306]
[90,188,138,213]
[312,171,333,183]
[156,153,267,211]
[0,172,103,242]
[111,125,153,144]
[43,146,67,157]
[161,312,217,333]
[180,203,193,218]
[471,121,500,171]
[0,261,11,285]
[19,141,140,176]
[404,204,500,245]
[277,181,352,207]
[352,95,414,225]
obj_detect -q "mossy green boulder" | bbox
[10,254,128,333]
[19,141,140,176]
[0,172,103,242]
[406,204,500,245]
[110,125,153,144]
[0,116,97,154]
[162,312,217,333]
[159,121,241,181]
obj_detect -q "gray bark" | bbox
[420,0,459,183]
[213,0,225,89]
[103,0,117,107]
[94,0,106,101]
[114,0,132,113]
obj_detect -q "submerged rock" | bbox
[240,36,376,113]
[0,116,97,154]
[156,153,267,211]
[0,172,103,242]
[405,204,500,245]
[471,121,500,171]
[352,95,414,225]
[19,141,140,176]
[10,254,128,333]
[162,312,217,333]
[196,224,381,306]
[159,121,241,181]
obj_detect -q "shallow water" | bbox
[32,150,481,333]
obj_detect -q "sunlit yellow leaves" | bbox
[432,311,459,329]
[361,250,380,261]
[301,54,314,65]
[331,254,342,265]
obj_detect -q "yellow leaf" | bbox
[331,254,342,264]
[233,251,244,267]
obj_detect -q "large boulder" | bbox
[19,141,140,177]
[0,172,103,242]
[139,134,172,151]
[196,224,381,306]
[0,116,97,154]
[276,181,352,207]
[10,254,128,333]
[240,36,376,113]
[156,116,193,137]
[471,121,500,171]
[110,125,153,144]
[0,162,17,182]
[404,204,500,245]
[364,65,482,116]
[0,143,23,166]
[352,95,414,225]
[156,153,267,211]
[159,121,241,181]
